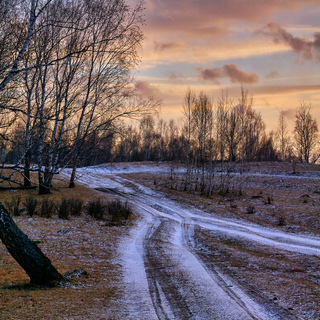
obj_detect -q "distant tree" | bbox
[276,110,289,161]
[182,88,196,191]
[192,91,213,191]
[256,131,278,161]
[216,89,230,163]
[226,104,240,162]
[294,102,318,163]
[140,115,155,161]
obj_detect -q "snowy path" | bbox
[64,164,317,319]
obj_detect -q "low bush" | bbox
[57,199,70,220]
[86,199,106,220]
[5,196,22,216]
[40,199,56,218]
[246,206,255,214]
[106,199,133,223]
[24,195,38,217]
[278,215,286,226]
[265,195,273,205]
[56,198,83,220]
[69,199,83,217]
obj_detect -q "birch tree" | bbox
[294,102,318,163]
[277,110,288,161]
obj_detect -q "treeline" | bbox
[112,88,319,165]
[4,86,319,194]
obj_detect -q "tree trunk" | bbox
[69,164,76,188]
[24,150,31,187]
[0,203,63,285]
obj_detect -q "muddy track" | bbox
[183,224,301,320]
[143,218,193,319]
[140,214,259,319]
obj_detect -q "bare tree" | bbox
[67,0,159,188]
[294,102,318,163]
[182,88,196,191]
[277,110,288,161]
[0,0,54,91]
[192,91,213,192]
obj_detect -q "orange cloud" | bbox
[198,64,259,84]
[266,71,279,79]
[261,22,320,61]
[134,81,160,98]
[145,0,319,37]
[154,41,184,51]
[252,84,320,95]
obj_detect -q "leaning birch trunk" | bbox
[0,203,63,285]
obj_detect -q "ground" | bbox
[0,161,320,319]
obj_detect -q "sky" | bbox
[133,0,320,132]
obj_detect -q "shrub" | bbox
[57,199,70,220]
[265,195,273,205]
[24,195,38,217]
[106,199,133,223]
[5,196,22,216]
[86,199,106,220]
[40,199,56,218]
[69,199,83,217]
[246,206,255,214]
[278,215,286,226]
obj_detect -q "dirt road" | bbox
[71,164,319,319]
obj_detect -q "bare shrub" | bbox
[24,195,38,217]
[57,199,70,220]
[5,196,22,216]
[246,206,255,214]
[40,199,56,218]
[106,200,133,223]
[278,215,286,226]
[69,199,83,217]
[86,199,106,220]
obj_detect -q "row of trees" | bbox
[5,87,318,174]
[110,89,319,165]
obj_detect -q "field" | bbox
[0,161,320,319]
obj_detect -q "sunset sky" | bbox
[134,0,320,132]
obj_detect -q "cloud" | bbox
[251,84,320,96]
[282,108,296,120]
[198,64,259,84]
[198,68,223,83]
[134,81,160,98]
[261,22,320,60]
[145,0,319,37]
[154,41,184,52]
[168,72,185,80]
[266,71,279,79]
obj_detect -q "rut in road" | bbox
[141,213,263,319]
